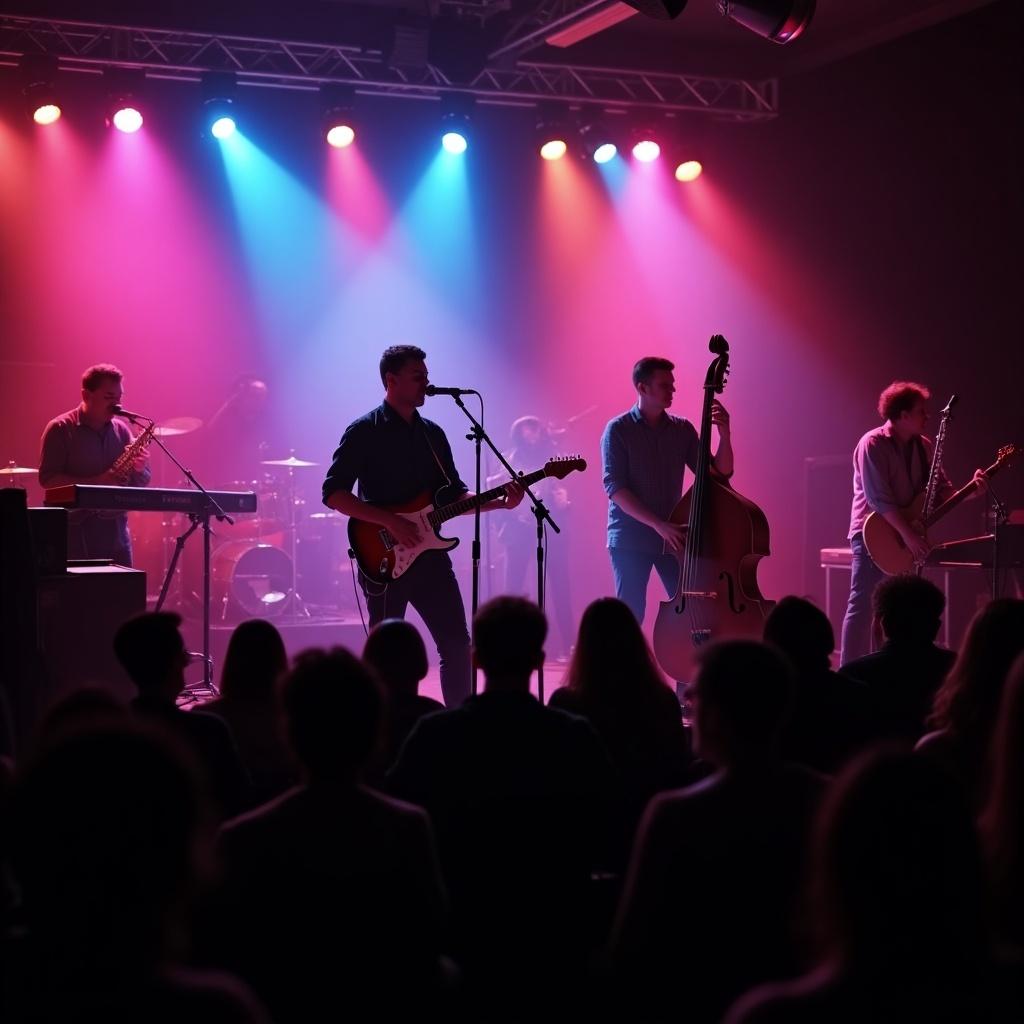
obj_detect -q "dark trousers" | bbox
[840,532,884,665]
[609,547,680,626]
[68,516,133,567]
[365,549,471,708]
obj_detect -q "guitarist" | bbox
[322,345,524,708]
[840,381,986,665]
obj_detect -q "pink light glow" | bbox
[112,107,144,134]
[324,144,394,244]
[33,104,61,126]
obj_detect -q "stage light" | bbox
[32,103,61,126]
[326,124,355,148]
[442,131,468,154]
[211,115,237,140]
[20,55,61,127]
[674,159,703,182]
[322,85,357,149]
[439,94,474,155]
[580,118,620,164]
[718,0,815,44]
[105,69,145,134]
[632,138,661,162]
[540,138,567,161]
[202,72,238,140]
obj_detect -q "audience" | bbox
[207,647,448,1023]
[362,618,444,781]
[726,749,1004,1023]
[548,598,689,849]
[917,598,1024,807]
[979,652,1024,953]
[610,640,825,1023]
[202,619,299,804]
[113,612,250,819]
[388,596,616,1019]
[763,596,871,773]
[842,574,956,743]
[5,719,268,1022]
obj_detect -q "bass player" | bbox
[322,345,524,707]
[841,380,986,665]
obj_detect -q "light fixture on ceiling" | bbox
[717,0,815,44]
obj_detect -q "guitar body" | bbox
[653,476,774,683]
[862,492,926,576]
[347,492,458,583]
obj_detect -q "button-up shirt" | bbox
[848,423,951,538]
[601,406,701,553]
[322,401,468,510]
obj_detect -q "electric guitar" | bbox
[347,456,587,583]
[863,444,1019,575]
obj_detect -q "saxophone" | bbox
[108,421,155,484]
[922,394,957,520]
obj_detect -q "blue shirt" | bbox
[322,402,468,509]
[601,406,701,553]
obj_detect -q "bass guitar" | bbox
[348,456,586,583]
[863,444,1020,575]
[653,335,774,683]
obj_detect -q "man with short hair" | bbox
[843,574,956,742]
[39,364,151,565]
[113,611,248,818]
[601,355,733,625]
[840,380,985,665]
[322,345,523,707]
[387,596,615,1015]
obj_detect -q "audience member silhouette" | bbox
[208,647,448,1023]
[548,596,689,860]
[387,596,615,1019]
[202,619,298,803]
[763,596,871,773]
[726,749,1006,1023]
[979,652,1024,952]
[610,640,825,1023]
[362,618,444,781]
[917,598,1024,808]
[5,720,268,1022]
[842,574,955,743]
[113,612,250,819]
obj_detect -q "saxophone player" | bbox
[39,364,151,566]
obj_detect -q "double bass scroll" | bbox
[652,335,774,683]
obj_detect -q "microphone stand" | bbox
[441,392,560,701]
[988,480,1010,600]
[125,414,233,695]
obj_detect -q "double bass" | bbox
[653,335,774,683]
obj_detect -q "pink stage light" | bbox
[326,124,355,148]
[112,106,144,134]
[33,103,61,126]
[632,139,661,163]
[540,139,568,161]
[675,160,703,182]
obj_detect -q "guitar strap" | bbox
[418,418,455,494]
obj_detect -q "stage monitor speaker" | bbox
[28,506,67,576]
[35,565,147,716]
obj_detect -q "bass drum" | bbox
[212,541,293,621]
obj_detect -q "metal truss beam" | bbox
[0,14,777,120]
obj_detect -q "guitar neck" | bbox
[432,468,547,525]
[924,457,1002,528]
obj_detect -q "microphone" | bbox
[942,394,959,415]
[112,405,152,424]
[425,385,476,397]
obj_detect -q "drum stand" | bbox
[280,458,311,623]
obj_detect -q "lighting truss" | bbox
[0,14,778,120]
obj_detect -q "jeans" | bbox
[609,547,680,626]
[840,532,884,666]
[364,549,471,708]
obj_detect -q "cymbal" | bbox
[261,456,319,468]
[0,464,37,475]
[154,416,203,438]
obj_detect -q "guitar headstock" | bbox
[995,444,1022,469]
[704,334,730,394]
[544,455,587,480]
